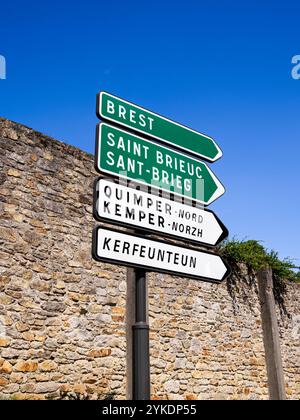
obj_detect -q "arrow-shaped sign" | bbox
[92,227,231,283]
[95,123,225,206]
[97,92,222,162]
[94,179,228,247]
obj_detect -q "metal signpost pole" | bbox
[93,91,230,402]
[132,268,150,400]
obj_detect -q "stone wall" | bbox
[0,117,299,400]
[0,118,126,399]
[148,271,300,400]
[148,272,268,400]
[277,282,300,398]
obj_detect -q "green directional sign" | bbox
[97,92,222,162]
[95,123,225,206]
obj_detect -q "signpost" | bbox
[97,92,222,162]
[92,91,230,401]
[93,227,230,283]
[94,179,228,247]
[95,123,225,206]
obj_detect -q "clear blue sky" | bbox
[0,0,299,264]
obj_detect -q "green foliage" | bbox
[295,271,300,284]
[220,239,300,283]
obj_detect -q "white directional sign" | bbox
[92,227,231,283]
[94,179,228,247]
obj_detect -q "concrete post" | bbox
[257,267,286,400]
